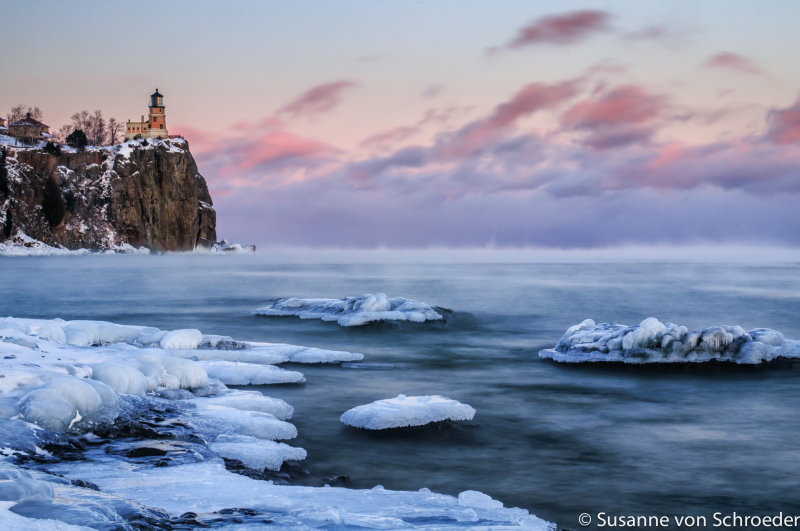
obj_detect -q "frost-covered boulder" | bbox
[340,395,476,430]
[540,317,800,364]
[253,293,444,327]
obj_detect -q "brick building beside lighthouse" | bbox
[125,89,168,140]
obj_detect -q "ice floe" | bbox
[540,317,800,364]
[253,292,445,326]
[341,394,476,430]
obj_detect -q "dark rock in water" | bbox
[222,457,310,484]
[0,139,216,251]
[126,446,168,458]
[324,474,351,487]
[69,478,100,491]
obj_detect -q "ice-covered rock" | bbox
[210,434,306,471]
[253,293,444,326]
[341,395,476,430]
[540,317,800,364]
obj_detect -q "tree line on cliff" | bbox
[6,104,122,146]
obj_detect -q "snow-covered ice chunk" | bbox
[458,490,504,510]
[18,377,119,432]
[159,329,204,349]
[253,293,444,327]
[193,391,294,420]
[190,406,297,440]
[210,434,306,470]
[200,361,305,385]
[340,395,476,430]
[540,317,800,364]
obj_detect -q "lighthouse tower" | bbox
[124,89,170,140]
[148,89,167,138]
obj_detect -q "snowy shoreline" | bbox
[0,316,552,529]
[0,232,254,256]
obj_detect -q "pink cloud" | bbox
[225,130,333,174]
[278,80,358,118]
[765,96,800,144]
[704,52,763,75]
[501,10,611,50]
[561,85,664,129]
[438,80,580,157]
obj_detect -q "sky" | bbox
[3,0,800,249]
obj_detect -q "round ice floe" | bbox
[540,317,800,365]
[340,395,476,430]
[253,293,444,327]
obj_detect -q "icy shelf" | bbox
[253,292,444,326]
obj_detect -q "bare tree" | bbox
[70,110,91,133]
[87,110,106,146]
[8,104,44,123]
[107,118,121,145]
[53,125,73,144]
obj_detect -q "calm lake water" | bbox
[2,253,800,528]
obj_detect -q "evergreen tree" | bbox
[66,129,88,149]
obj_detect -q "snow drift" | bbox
[253,293,444,326]
[540,317,800,364]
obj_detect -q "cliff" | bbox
[0,137,216,252]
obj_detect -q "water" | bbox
[2,253,800,529]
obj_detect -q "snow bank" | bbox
[341,394,476,430]
[253,293,444,326]
[540,317,800,364]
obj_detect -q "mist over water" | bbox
[2,251,800,528]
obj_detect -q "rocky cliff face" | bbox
[0,138,216,252]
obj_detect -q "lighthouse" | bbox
[125,89,169,140]
[149,89,166,135]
